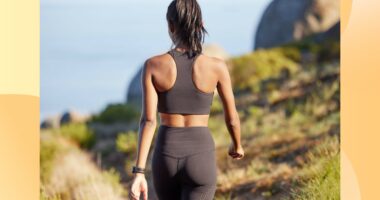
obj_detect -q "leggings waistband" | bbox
[155,124,215,158]
[159,124,209,130]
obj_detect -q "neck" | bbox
[173,43,190,53]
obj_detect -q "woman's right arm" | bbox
[130,58,158,200]
[216,59,244,160]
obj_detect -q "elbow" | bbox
[226,112,240,129]
[139,117,157,129]
[227,118,240,129]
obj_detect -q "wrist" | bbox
[134,172,145,177]
[233,142,242,148]
[132,166,145,175]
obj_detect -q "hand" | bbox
[228,143,244,160]
[129,173,148,200]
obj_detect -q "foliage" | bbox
[40,139,61,183]
[59,122,95,149]
[90,103,140,124]
[210,96,224,114]
[40,131,127,200]
[115,131,138,154]
[230,47,300,92]
[289,137,340,200]
[101,168,126,196]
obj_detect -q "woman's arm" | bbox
[135,58,158,169]
[216,59,244,159]
[129,59,158,200]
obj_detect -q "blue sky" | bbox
[40,0,273,121]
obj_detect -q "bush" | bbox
[210,96,223,114]
[115,131,138,154]
[102,168,126,196]
[90,103,140,124]
[59,123,95,149]
[230,47,299,92]
[40,139,61,183]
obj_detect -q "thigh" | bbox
[151,149,181,200]
[181,149,217,200]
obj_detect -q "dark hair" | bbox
[166,0,208,57]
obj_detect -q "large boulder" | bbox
[125,44,230,109]
[126,67,143,108]
[254,0,340,49]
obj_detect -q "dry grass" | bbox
[41,133,126,200]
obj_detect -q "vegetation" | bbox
[289,137,340,200]
[90,103,140,124]
[116,131,138,154]
[230,46,300,93]
[58,123,95,149]
[40,35,340,199]
[40,131,126,200]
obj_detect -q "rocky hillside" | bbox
[254,0,340,49]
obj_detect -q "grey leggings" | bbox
[151,125,217,200]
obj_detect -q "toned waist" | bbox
[159,113,209,127]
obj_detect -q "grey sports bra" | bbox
[156,49,214,115]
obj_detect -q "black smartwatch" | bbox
[132,166,145,174]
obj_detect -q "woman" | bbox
[129,0,244,199]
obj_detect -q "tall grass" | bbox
[40,132,126,200]
[289,137,340,200]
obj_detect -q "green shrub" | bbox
[116,131,138,154]
[102,168,126,196]
[59,123,95,149]
[210,96,223,114]
[230,47,299,92]
[90,103,140,124]
[40,139,61,183]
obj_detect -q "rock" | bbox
[254,0,340,49]
[313,21,340,42]
[41,110,90,129]
[40,115,60,129]
[125,44,230,109]
[126,66,143,108]
[60,110,90,126]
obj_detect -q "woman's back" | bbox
[147,48,226,127]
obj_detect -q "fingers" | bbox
[228,152,244,160]
[143,189,148,200]
[129,191,139,200]
[129,186,140,200]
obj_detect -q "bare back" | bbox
[147,51,225,127]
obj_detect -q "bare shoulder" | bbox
[199,54,228,75]
[143,52,173,72]
[201,54,226,71]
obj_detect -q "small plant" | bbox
[289,137,340,200]
[230,47,299,92]
[40,139,61,183]
[59,122,95,149]
[90,103,140,124]
[116,131,138,154]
